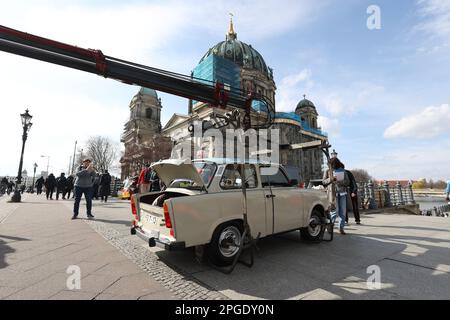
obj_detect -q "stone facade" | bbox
[120,88,172,180]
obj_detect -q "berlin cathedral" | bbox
[120,20,327,184]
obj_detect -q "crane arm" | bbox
[0,25,256,111]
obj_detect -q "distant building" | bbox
[119,88,172,180]
[162,20,327,184]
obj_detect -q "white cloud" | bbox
[318,116,340,137]
[356,142,450,180]
[416,0,450,39]
[276,69,314,112]
[384,104,450,139]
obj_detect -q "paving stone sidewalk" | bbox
[0,194,177,300]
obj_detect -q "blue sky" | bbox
[0,0,449,180]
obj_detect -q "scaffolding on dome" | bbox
[275,112,328,137]
[192,54,241,105]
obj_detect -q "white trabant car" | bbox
[130,158,330,266]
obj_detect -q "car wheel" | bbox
[300,210,324,241]
[207,222,243,267]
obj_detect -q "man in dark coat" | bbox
[44,174,57,200]
[56,173,68,200]
[99,170,111,203]
[64,175,74,199]
[35,176,44,195]
[345,169,361,225]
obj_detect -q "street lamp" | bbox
[11,109,33,202]
[331,149,338,159]
[31,162,38,194]
[40,155,50,176]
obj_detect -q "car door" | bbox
[218,164,267,237]
[261,165,305,234]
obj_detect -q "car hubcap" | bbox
[218,226,241,257]
[308,216,322,237]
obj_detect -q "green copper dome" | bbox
[199,20,271,78]
[296,96,316,110]
[138,87,158,98]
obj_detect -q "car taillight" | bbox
[130,195,137,216]
[163,202,172,229]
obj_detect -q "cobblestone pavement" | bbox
[84,219,228,300]
[59,198,228,300]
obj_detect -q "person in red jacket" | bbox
[138,163,151,193]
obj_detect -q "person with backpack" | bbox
[64,175,74,199]
[56,172,68,200]
[35,176,44,195]
[44,174,57,200]
[138,163,151,193]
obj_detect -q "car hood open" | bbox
[151,159,206,189]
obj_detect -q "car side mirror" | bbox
[289,179,298,187]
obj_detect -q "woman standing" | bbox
[323,158,350,235]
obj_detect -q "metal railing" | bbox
[357,181,415,210]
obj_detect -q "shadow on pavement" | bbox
[154,228,450,300]
[0,235,29,269]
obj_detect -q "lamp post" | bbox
[11,109,33,202]
[331,149,338,159]
[31,163,38,194]
[40,155,50,177]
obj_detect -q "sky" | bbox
[0,0,449,180]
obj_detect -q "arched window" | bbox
[146,108,153,119]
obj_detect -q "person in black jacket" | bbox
[64,175,74,199]
[35,176,44,195]
[345,169,361,224]
[44,174,57,200]
[56,173,68,200]
[99,170,111,203]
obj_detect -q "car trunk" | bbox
[136,189,201,239]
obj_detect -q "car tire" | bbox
[207,221,243,267]
[300,210,324,241]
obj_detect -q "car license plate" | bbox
[145,214,157,225]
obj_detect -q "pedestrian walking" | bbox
[72,159,96,220]
[55,173,68,200]
[44,174,56,200]
[35,176,44,195]
[138,163,151,193]
[345,169,361,225]
[99,170,111,203]
[64,175,74,199]
[323,157,350,235]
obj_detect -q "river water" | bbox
[415,196,448,210]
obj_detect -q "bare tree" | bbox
[349,168,373,183]
[84,136,119,172]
